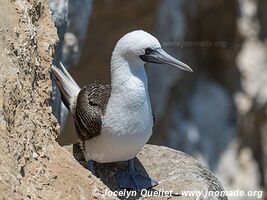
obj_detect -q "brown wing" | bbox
[74,83,111,141]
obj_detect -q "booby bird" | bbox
[52,30,192,190]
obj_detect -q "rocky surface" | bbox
[93,145,226,200]
[0,0,108,199]
[70,144,227,200]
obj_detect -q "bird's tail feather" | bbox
[51,62,80,111]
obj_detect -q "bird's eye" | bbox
[145,47,153,55]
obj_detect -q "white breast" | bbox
[83,75,153,163]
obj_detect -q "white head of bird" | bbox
[111,30,193,72]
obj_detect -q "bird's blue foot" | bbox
[115,158,158,191]
[116,170,158,191]
[87,160,96,176]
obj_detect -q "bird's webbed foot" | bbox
[115,158,158,191]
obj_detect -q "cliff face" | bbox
[0,0,108,199]
[0,0,57,197]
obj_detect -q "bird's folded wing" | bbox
[74,84,111,140]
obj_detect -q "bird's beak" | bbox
[140,48,193,72]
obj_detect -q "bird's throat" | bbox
[110,56,148,94]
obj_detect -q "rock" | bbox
[71,144,226,200]
[0,0,109,199]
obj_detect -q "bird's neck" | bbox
[110,53,148,93]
